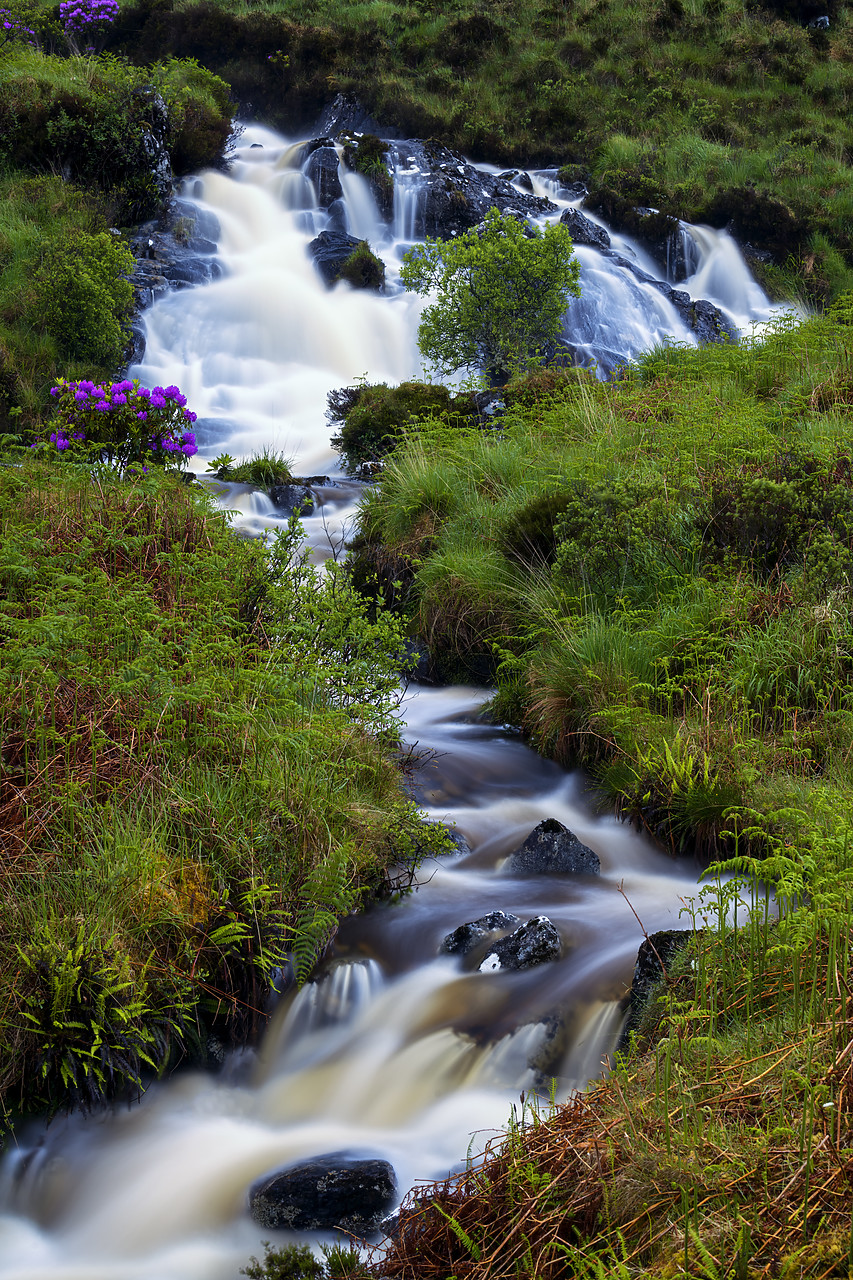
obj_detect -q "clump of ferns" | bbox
[17,929,196,1113]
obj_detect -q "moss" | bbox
[337,241,386,291]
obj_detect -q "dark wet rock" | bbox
[303,143,343,207]
[385,139,556,239]
[308,230,385,289]
[560,207,611,250]
[618,929,693,1049]
[444,828,473,857]
[250,1153,397,1233]
[317,94,390,139]
[478,916,563,972]
[128,199,223,358]
[472,388,507,420]
[268,483,315,515]
[400,638,435,683]
[440,911,520,956]
[504,818,600,877]
[133,87,172,207]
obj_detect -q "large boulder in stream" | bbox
[249,1153,397,1233]
[560,207,611,250]
[478,916,563,972]
[504,818,601,877]
[618,928,693,1049]
[440,910,520,956]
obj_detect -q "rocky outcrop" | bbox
[478,916,563,972]
[127,198,223,363]
[560,208,611,250]
[385,140,556,239]
[250,1153,397,1233]
[302,140,344,207]
[440,911,520,956]
[504,819,601,876]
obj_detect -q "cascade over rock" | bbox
[302,140,344,207]
[385,139,557,238]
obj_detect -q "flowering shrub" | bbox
[0,6,36,45]
[59,0,118,40]
[39,377,198,473]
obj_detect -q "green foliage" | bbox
[241,1241,368,1280]
[338,241,386,291]
[0,464,431,1115]
[400,208,580,381]
[32,231,134,365]
[329,380,474,470]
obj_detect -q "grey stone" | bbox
[560,207,611,250]
[440,911,520,955]
[504,819,600,876]
[478,916,563,972]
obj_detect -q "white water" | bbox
[0,124,784,1280]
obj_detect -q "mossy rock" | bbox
[338,241,385,291]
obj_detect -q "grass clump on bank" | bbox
[0,459,436,1126]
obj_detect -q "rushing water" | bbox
[0,124,782,1279]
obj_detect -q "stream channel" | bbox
[0,123,787,1278]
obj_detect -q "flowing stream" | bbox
[0,124,782,1279]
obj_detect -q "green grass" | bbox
[0,460,438,1124]
[353,306,853,869]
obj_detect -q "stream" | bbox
[0,123,784,1279]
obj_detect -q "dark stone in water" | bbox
[303,142,343,207]
[504,818,600,876]
[478,915,563,971]
[308,230,385,290]
[440,910,520,955]
[560,207,610,250]
[268,483,315,514]
[250,1153,397,1233]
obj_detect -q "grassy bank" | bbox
[0,459,437,1127]
[103,0,853,302]
[0,45,233,432]
[353,301,853,865]
[335,304,853,1277]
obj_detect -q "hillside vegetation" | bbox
[104,0,853,302]
[0,462,439,1124]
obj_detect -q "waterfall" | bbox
[0,123,792,1280]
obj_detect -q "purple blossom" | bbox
[95,401,111,413]
[149,394,166,409]
[74,390,89,403]
[136,411,148,421]
[111,392,127,406]
[183,410,197,422]
[56,438,70,452]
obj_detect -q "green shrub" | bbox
[338,241,386,291]
[33,230,135,365]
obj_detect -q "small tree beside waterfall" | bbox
[400,207,580,383]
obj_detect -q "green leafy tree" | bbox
[399,207,581,381]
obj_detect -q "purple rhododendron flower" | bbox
[150,394,167,409]
[56,438,70,452]
[95,401,111,413]
[74,390,89,403]
[183,410,197,422]
[136,411,148,421]
[111,392,127,406]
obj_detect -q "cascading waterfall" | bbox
[0,124,789,1280]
